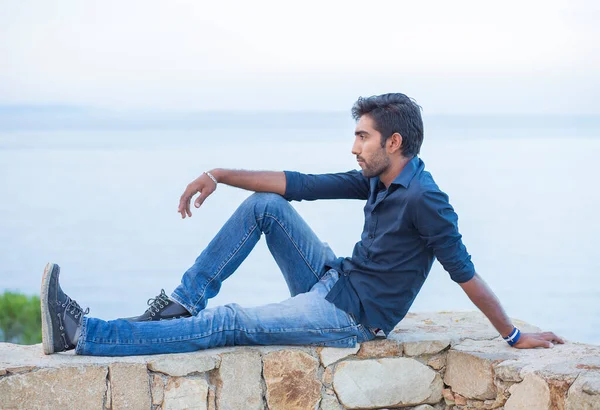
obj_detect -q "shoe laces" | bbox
[60,296,90,319]
[57,296,89,349]
[146,289,170,317]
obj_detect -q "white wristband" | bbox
[205,172,218,188]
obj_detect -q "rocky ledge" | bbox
[1,312,599,409]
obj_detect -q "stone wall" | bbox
[1,312,599,409]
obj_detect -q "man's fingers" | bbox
[178,187,196,219]
[533,337,554,348]
[542,332,565,344]
[186,196,192,217]
[518,338,552,349]
[514,332,563,349]
[521,340,553,349]
[539,339,554,348]
[178,195,187,218]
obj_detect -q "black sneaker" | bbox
[40,263,89,354]
[125,289,191,322]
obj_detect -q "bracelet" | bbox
[503,327,521,347]
[205,172,218,188]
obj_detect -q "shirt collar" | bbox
[370,156,422,191]
[392,155,421,188]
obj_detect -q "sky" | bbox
[1,0,599,114]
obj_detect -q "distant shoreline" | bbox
[1,107,600,133]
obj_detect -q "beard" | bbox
[359,150,390,178]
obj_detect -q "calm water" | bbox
[1,117,599,344]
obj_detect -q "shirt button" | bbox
[368,234,374,239]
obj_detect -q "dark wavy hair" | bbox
[351,93,424,157]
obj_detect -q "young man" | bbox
[41,93,563,356]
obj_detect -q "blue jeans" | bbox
[76,193,375,356]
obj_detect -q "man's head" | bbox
[351,93,423,180]
[352,93,424,158]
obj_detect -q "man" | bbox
[41,93,563,356]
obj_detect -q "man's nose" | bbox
[351,140,360,155]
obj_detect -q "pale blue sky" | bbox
[1,0,598,113]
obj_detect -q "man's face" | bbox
[352,115,390,178]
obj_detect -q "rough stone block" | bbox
[216,350,263,410]
[163,377,208,410]
[318,344,360,367]
[388,312,501,345]
[0,365,107,409]
[403,339,450,356]
[109,362,151,409]
[333,357,443,409]
[357,339,402,358]
[505,375,552,410]
[494,360,525,382]
[565,373,600,410]
[148,352,219,376]
[444,350,496,400]
[264,349,321,410]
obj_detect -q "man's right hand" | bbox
[178,172,218,218]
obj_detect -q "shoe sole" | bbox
[40,262,57,355]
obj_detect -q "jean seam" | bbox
[87,324,359,345]
[260,212,321,281]
[187,224,259,313]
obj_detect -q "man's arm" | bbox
[211,169,286,195]
[413,189,564,349]
[178,169,286,218]
[178,168,370,218]
[459,273,565,348]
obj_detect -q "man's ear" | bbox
[387,132,403,154]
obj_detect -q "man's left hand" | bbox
[513,332,565,349]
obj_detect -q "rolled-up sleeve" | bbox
[283,170,370,201]
[413,189,475,283]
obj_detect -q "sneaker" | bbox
[40,263,89,354]
[124,289,191,322]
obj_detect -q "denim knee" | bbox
[243,192,289,213]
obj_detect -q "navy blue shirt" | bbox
[284,156,475,334]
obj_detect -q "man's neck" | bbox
[379,156,413,188]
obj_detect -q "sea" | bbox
[1,112,599,345]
